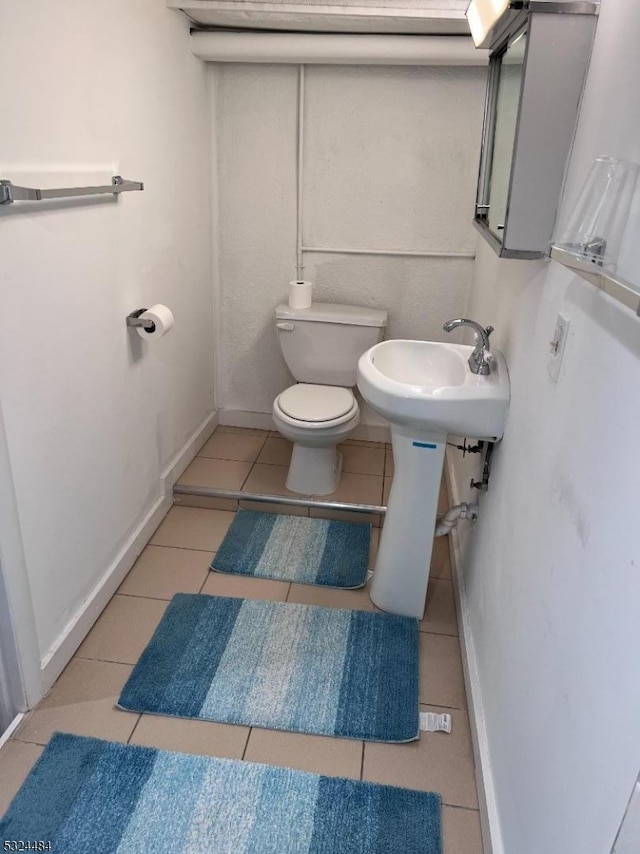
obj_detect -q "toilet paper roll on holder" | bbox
[126,309,156,333]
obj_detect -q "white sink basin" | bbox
[357,339,510,440]
[356,337,510,620]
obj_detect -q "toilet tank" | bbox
[275,302,388,386]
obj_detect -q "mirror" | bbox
[472,6,596,259]
[486,29,527,239]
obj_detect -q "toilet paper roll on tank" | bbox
[288,280,313,310]
[136,304,174,340]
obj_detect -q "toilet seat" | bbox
[275,384,358,429]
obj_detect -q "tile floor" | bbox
[174,425,449,525]
[0,427,483,853]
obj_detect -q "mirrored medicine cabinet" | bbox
[473,2,599,259]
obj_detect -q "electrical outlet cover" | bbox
[548,313,570,382]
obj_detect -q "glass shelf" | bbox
[550,246,640,316]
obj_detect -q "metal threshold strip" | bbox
[173,484,387,514]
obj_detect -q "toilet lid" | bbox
[278,384,355,423]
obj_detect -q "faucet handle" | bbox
[484,325,494,340]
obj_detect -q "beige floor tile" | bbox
[442,806,484,854]
[318,472,383,506]
[130,715,250,759]
[202,572,290,602]
[216,426,270,437]
[256,437,292,466]
[339,444,385,476]
[198,432,266,462]
[310,507,381,526]
[177,457,252,490]
[244,729,363,779]
[287,582,375,611]
[420,633,466,709]
[243,464,311,498]
[344,439,385,449]
[384,447,395,478]
[421,578,458,636]
[383,476,392,506]
[151,507,235,551]
[0,741,44,815]
[173,493,239,513]
[15,659,139,745]
[77,595,167,665]
[118,545,209,600]
[239,500,309,517]
[362,706,478,809]
[431,535,453,580]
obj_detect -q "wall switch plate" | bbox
[548,313,570,382]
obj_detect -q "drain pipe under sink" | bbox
[435,502,479,537]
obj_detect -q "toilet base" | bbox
[286,445,343,495]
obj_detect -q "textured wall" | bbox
[214,62,486,417]
[451,2,640,851]
[0,1,213,660]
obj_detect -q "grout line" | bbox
[442,804,482,814]
[150,543,219,554]
[10,736,48,747]
[419,627,460,639]
[241,728,252,761]
[111,592,170,605]
[419,701,467,712]
[359,741,365,781]
[127,715,143,745]
[117,592,177,603]
[10,736,49,748]
[196,455,264,465]
[239,460,256,491]
[75,654,139,667]
[419,627,459,637]
[246,460,292,469]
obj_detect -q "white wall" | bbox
[0,1,214,681]
[213,62,486,420]
[451,2,640,851]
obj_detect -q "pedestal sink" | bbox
[357,339,510,619]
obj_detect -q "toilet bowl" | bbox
[273,302,387,495]
[273,383,360,495]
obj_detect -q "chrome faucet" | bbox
[443,318,495,375]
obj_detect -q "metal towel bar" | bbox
[0,175,143,205]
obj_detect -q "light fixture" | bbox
[466,0,512,48]
[553,156,640,273]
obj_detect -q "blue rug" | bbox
[211,509,370,588]
[0,733,442,853]
[118,594,419,743]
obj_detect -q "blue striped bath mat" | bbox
[211,509,370,588]
[118,594,419,742]
[0,733,442,853]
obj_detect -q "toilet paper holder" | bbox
[126,309,156,333]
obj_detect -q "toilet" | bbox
[273,301,388,495]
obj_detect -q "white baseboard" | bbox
[39,410,218,695]
[0,713,25,750]
[161,409,219,491]
[444,449,504,854]
[219,408,391,443]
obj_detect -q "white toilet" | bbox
[273,302,387,495]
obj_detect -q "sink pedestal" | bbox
[370,426,445,619]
